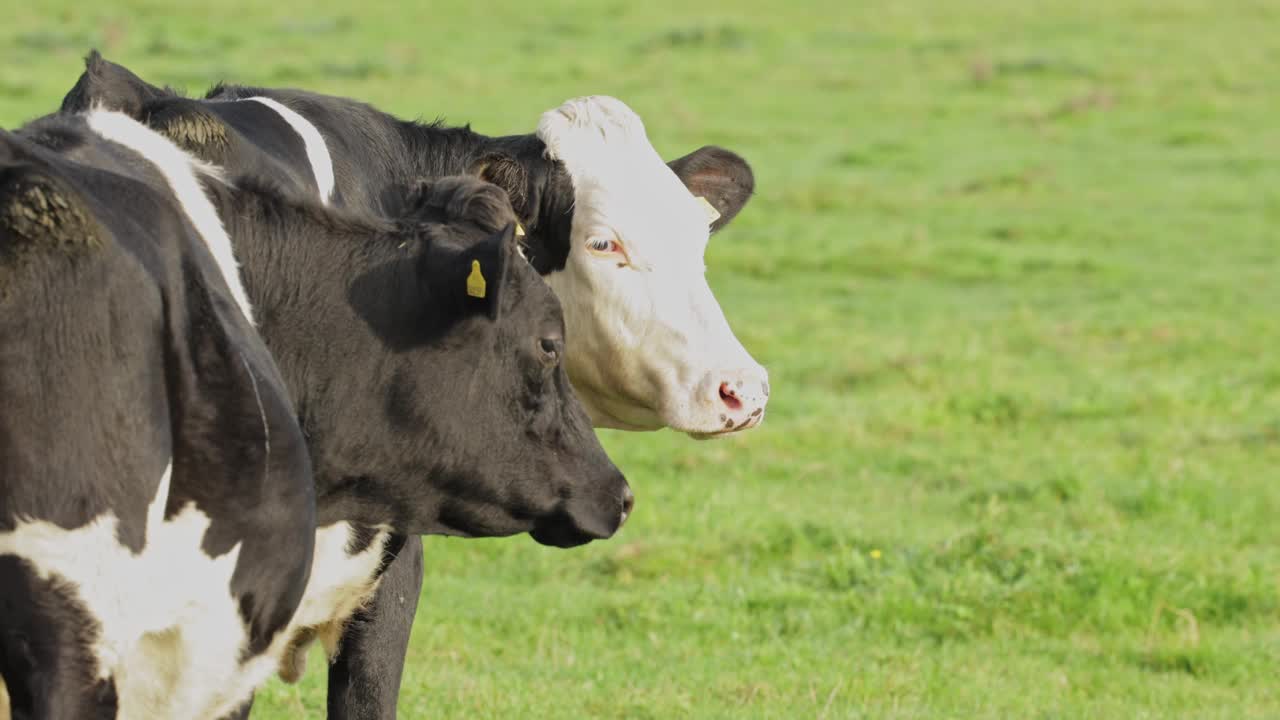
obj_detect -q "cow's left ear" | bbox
[668,146,755,233]
[469,152,530,219]
[458,222,517,321]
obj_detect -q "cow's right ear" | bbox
[667,146,755,233]
[468,152,530,219]
[60,50,171,117]
[456,222,516,321]
[416,222,517,322]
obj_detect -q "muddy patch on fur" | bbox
[0,174,100,291]
[150,107,229,161]
[276,618,354,684]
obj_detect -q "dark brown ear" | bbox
[469,152,530,219]
[667,146,755,233]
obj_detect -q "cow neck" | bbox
[209,180,450,532]
[396,122,574,275]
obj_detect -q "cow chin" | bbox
[528,524,598,549]
[582,388,767,438]
[528,513,617,548]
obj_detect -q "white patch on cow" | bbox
[277,523,389,671]
[245,96,335,205]
[85,109,256,325]
[535,96,769,436]
[0,462,392,719]
[0,462,257,719]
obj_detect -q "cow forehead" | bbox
[538,97,710,261]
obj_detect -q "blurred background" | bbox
[3,1,1278,717]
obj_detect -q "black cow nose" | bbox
[621,487,636,525]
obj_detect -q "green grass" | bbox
[4,1,1280,717]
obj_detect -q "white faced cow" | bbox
[60,52,767,719]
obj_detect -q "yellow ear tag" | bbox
[515,221,526,238]
[466,260,487,299]
[695,196,721,224]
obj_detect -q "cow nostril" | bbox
[718,382,742,411]
[621,487,636,525]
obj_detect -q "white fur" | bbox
[536,96,768,435]
[245,97,335,205]
[86,110,256,326]
[284,523,388,635]
[0,463,258,719]
[0,462,390,719]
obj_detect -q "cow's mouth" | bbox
[687,412,764,440]
[529,524,596,549]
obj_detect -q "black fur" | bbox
[59,50,176,118]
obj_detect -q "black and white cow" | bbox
[0,109,630,719]
[0,114,316,719]
[62,53,764,719]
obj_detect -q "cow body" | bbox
[0,113,315,719]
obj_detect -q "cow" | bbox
[0,110,631,719]
[0,113,316,719]
[62,53,765,719]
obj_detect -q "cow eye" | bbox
[586,236,623,256]
[538,337,561,367]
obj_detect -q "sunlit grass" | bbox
[4,0,1279,716]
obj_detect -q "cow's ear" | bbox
[457,222,517,321]
[667,146,755,233]
[469,152,530,219]
[60,50,171,117]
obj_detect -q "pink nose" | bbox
[713,370,769,432]
[718,382,743,410]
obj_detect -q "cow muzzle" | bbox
[529,473,633,548]
[686,366,770,438]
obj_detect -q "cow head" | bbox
[364,176,632,547]
[526,97,769,438]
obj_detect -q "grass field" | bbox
[4,1,1279,717]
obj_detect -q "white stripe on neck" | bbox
[245,96,335,205]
